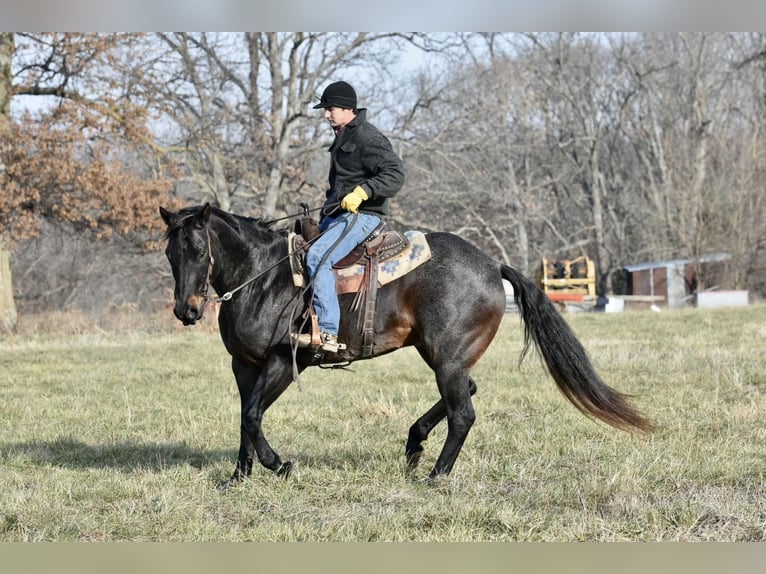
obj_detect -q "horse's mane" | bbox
[165,204,287,241]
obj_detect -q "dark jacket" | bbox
[324,108,405,217]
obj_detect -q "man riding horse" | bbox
[292,80,405,354]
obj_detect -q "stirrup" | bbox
[290,332,346,352]
[318,332,346,353]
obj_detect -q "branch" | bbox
[12,84,79,98]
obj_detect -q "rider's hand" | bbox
[341,186,368,213]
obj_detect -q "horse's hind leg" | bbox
[405,377,477,470]
[428,363,476,478]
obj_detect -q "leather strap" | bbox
[360,251,379,358]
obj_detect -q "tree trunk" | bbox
[590,137,611,294]
[0,32,18,333]
[0,234,16,334]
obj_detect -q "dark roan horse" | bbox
[160,203,652,489]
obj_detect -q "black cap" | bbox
[313,81,357,110]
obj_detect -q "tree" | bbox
[143,32,415,218]
[706,33,766,291]
[397,54,545,273]
[5,32,766,323]
[399,32,766,299]
[0,33,176,332]
[0,33,16,332]
[514,33,636,294]
[617,33,766,291]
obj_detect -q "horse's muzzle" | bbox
[175,295,205,325]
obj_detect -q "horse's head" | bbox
[159,203,214,325]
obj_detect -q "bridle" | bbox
[201,228,217,302]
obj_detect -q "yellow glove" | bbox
[340,186,368,213]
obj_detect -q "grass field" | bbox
[1,304,765,541]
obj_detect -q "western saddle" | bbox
[292,216,410,358]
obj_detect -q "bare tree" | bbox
[618,33,763,289]
[6,32,766,324]
[707,33,766,291]
[395,46,553,273]
[399,32,766,299]
[515,33,637,294]
[147,32,415,218]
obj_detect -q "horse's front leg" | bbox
[221,354,297,489]
[218,425,257,490]
[218,356,260,491]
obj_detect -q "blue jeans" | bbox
[306,212,382,336]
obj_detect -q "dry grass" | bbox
[1,305,765,541]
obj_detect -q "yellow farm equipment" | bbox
[538,256,597,309]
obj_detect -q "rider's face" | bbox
[324,106,356,130]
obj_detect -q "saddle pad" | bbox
[333,230,431,295]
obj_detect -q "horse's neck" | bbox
[209,217,288,293]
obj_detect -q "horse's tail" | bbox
[501,265,653,433]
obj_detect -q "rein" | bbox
[261,201,337,226]
[202,225,321,304]
[198,206,365,390]
[202,201,343,304]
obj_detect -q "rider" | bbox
[294,80,405,353]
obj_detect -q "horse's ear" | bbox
[196,203,212,228]
[159,206,177,227]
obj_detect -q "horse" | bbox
[159,203,652,489]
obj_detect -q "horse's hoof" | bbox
[406,448,423,470]
[276,461,293,479]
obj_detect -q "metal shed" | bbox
[623,253,731,310]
